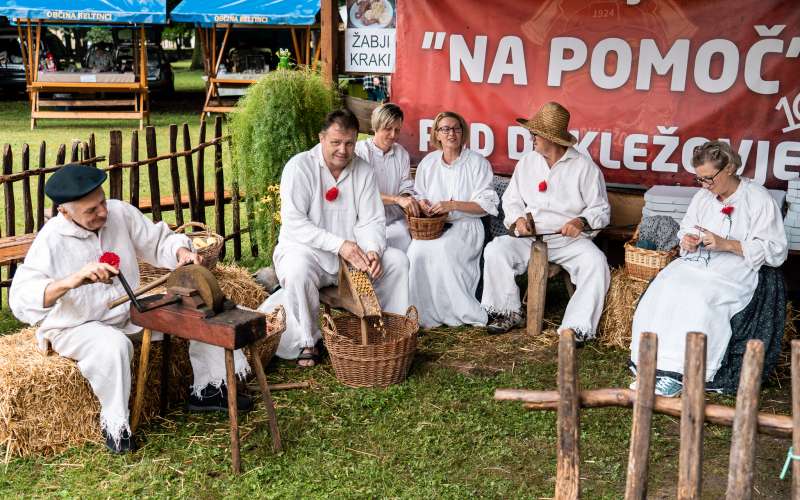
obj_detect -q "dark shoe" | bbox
[187,383,253,413]
[572,329,595,347]
[297,346,321,368]
[103,428,137,454]
[486,310,525,334]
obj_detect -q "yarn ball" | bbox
[637,216,680,251]
[635,239,658,250]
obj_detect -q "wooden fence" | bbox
[0,116,258,307]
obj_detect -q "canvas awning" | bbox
[0,0,167,24]
[170,0,320,27]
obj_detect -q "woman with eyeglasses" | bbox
[407,111,499,328]
[630,140,787,397]
[354,103,420,251]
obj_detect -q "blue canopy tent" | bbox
[169,0,320,117]
[0,0,167,128]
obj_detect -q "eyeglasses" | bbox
[694,168,724,186]
[437,126,462,135]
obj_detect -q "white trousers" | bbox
[481,236,610,336]
[386,218,412,252]
[49,321,250,441]
[261,246,410,360]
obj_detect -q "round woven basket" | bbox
[138,222,223,283]
[624,226,678,282]
[321,306,419,388]
[407,214,447,240]
[246,305,286,370]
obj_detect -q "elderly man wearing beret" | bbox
[481,102,611,343]
[9,164,252,454]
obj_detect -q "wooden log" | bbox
[678,332,706,500]
[526,239,548,336]
[36,141,45,230]
[556,329,580,500]
[145,126,162,222]
[213,117,225,260]
[495,388,794,438]
[320,0,337,83]
[225,349,242,474]
[168,124,184,226]
[726,339,764,499]
[196,120,207,223]
[625,332,657,500]
[21,144,33,234]
[130,130,140,208]
[182,123,199,222]
[793,340,800,497]
[108,131,123,200]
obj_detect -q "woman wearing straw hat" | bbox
[407,111,499,328]
[355,103,420,251]
[481,102,611,342]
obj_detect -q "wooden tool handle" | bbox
[107,273,171,309]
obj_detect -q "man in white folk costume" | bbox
[259,109,409,367]
[481,102,611,342]
[9,164,252,454]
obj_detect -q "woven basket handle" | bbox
[270,304,286,332]
[321,312,338,335]
[175,221,211,236]
[632,224,641,241]
[405,305,419,326]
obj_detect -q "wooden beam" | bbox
[556,330,580,500]
[625,332,657,500]
[678,332,706,500]
[214,25,231,74]
[320,0,337,83]
[290,28,302,65]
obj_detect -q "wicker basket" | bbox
[138,222,224,282]
[624,227,679,282]
[407,214,447,240]
[321,306,419,388]
[246,305,286,370]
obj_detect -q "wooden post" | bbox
[246,195,259,258]
[36,141,45,230]
[249,347,282,452]
[527,239,548,336]
[80,142,90,163]
[159,335,171,415]
[320,0,337,83]
[20,144,33,234]
[678,332,706,500]
[130,130,140,208]
[145,126,162,222]
[225,349,242,474]
[3,145,16,284]
[53,144,66,218]
[231,172,241,260]
[213,117,225,260]
[89,133,97,166]
[168,124,184,226]
[182,124,199,222]
[70,140,80,163]
[625,332,657,500]
[792,340,800,497]
[108,131,123,200]
[556,329,580,499]
[726,339,765,499]
[196,121,207,223]
[131,328,152,433]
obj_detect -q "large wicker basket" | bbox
[624,226,679,282]
[321,306,419,388]
[138,222,224,282]
[407,214,447,240]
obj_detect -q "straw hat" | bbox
[516,102,577,147]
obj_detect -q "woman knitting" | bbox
[630,141,788,397]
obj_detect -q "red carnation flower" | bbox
[325,186,339,202]
[538,181,548,192]
[721,205,734,216]
[99,251,120,269]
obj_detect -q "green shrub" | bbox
[230,68,339,263]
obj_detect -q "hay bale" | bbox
[597,267,649,349]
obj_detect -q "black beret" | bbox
[44,164,107,204]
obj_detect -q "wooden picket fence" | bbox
[496,331,799,499]
[0,116,258,307]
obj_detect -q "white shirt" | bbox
[502,147,610,248]
[414,148,499,221]
[9,200,191,347]
[355,138,415,224]
[276,143,386,274]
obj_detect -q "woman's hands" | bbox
[395,195,421,217]
[681,233,701,253]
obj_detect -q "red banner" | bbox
[392,0,800,188]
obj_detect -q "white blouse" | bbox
[355,139,415,224]
[413,148,499,221]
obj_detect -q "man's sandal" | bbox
[297,347,320,367]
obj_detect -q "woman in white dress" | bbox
[354,103,420,251]
[630,141,788,396]
[408,111,499,328]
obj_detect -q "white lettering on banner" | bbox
[776,94,800,133]
[548,37,587,86]
[416,120,800,184]
[449,35,527,84]
[694,39,740,94]
[590,38,632,90]
[636,39,690,92]
[345,29,396,73]
[450,35,488,82]
[487,36,527,85]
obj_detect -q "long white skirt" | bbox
[630,252,758,381]
[408,217,487,328]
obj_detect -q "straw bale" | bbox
[597,267,649,349]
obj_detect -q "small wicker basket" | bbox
[138,222,223,282]
[321,306,419,388]
[624,226,679,282]
[246,305,286,370]
[407,214,447,240]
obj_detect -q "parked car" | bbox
[114,42,174,95]
[0,27,68,93]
